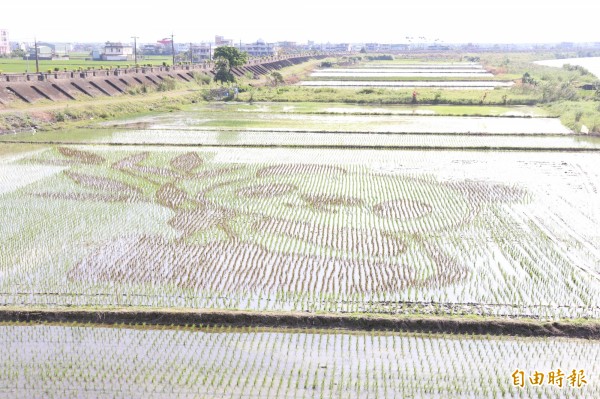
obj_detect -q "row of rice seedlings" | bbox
[106,128,596,149]
[1,324,598,398]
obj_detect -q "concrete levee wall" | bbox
[0,53,339,105]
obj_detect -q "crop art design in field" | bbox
[5,145,598,317]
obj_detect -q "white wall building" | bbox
[0,29,9,55]
[101,42,134,61]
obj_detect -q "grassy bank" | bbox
[0,57,327,132]
[237,85,538,106]
[0,88,205,132]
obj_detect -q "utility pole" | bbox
[189,42,193,64]
[131,36,138,65]
[171,33,175,66]
[34,37,39,73]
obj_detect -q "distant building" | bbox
[100,42,134,61]
[390,43,410,51]
[215,35,233,47]
[10,42,28,52]
[26,44,59,60]
[192,43,214,61]
[49,43,72,56]
[364,43,408,52]
[318,43,350,52]
[141,44,162,55]
[0,29,9,55]
[236,39,278,57]
[277,41,307,54]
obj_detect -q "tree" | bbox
[213,46,248,82]
[11,49,26,58]
[214,58,235,84]
[521,72,536,85]
[268,71,284,86]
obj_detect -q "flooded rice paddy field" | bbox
[2,103,591,150]
[62,130,600,149]
[1,140,599,318]
[1,324,598,398]
[299,80,513,88]
[358,63,482,69]
[310,71,495,78]
[0,102,571,138]
[302,62,511,88]
[10,129,596,150]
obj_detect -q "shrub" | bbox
[562,64,591,76]
[157,77,178,92]
[192,72,211,85]
[366,55,394,61]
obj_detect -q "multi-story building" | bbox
[236,39,278,57]
[101,42,134,61]
[0,29,9,55]
[215,35,233,47]
[191,43,214,61]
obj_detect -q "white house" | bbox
[0,29,9,55]
[101,42,134,61]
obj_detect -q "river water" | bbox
[534,56,600,78]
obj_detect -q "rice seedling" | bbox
[0,145,598,319]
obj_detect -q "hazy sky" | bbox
[2,0,599,44]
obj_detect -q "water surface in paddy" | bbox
[312,69,493,77]
[2,325,598,399]
[1,113,572,140]
[357,63,481,69]
[299,80,513,88]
